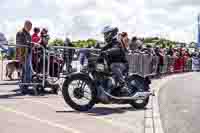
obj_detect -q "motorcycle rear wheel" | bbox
[127,75,150,109]
[130,97,149,109]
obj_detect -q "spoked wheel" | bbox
[62,74,97,112]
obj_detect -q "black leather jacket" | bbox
[101,39,128,64]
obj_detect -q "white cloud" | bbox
[0,0,199,42]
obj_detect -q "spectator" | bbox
[120,32,129,51]
[36,28,49,74]
[167,45,174,56]
[32,27,41,72]
[16,20,32,95]
[32,27,40,43]
[142,44,154,55]
[129,36,137,51]
[155,47,164,76]
[79,46,90,67]
[63,37,75,73]
[137,39,143,51]
[40,28,50,48]
[185,49,191,57]
[32,27,40,72]
[192,52,200,71]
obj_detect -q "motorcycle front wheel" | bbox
[62,74,97,112]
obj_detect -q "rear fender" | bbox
[144,76,151,85]
[129,74,151,85]
[128,74,151,91]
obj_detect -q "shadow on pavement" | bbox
[11,88,21,92]
[0,83,18,85]
[0,92,25,99]
[2,79,19,81]
[0,80,19,85]
[86,107,135,116]
[56,106,145,116]
[0,88,53,99]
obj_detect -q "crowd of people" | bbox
[0,20,200,95]
[14,20,75,94]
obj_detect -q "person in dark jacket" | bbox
[63,37,75,73]
[101,26,129,93]
[37,28,49,74]
[16,20,32,95]
[155,47,164,76]
[167,45,174,56]
[40,28,50,48]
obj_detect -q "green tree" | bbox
[49,38,64,46]
[72,39,97,48]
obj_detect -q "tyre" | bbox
[62,74,97,112]
[127,75,150,109]
[127,74,150,92]
[130,97,149,109]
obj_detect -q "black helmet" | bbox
[101,26,119,43]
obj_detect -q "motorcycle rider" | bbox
[101,26,129,93]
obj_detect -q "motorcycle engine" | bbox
[97,77,116,104]
[106,77,116,89]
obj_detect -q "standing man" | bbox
[63,37,74,73]
[16,20,32,95]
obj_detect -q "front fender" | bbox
[64,72,93,83]
[62,72,96,93]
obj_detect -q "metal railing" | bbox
[0,44,46,88]
[0,44,193,87]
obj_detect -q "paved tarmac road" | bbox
[159,72,200,133]
[0,83,148,133]
[0,60,151,133]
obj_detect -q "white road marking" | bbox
[0,105,81,133]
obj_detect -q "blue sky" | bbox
[0,0,199,42]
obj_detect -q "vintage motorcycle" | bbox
[62,49,154,111]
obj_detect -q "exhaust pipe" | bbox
[102,88,154,100]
